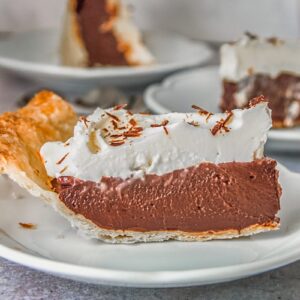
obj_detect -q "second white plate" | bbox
[0,29,213,93]
[145,66,300,151]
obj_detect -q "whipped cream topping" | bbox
[220,34,300,81]
[40,102,271,181]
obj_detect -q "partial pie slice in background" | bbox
[61,0,155,67]
[220,33,300,128]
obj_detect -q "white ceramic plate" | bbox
[0,164,299,287]
[0,29,213,93]
[145,66,300,151]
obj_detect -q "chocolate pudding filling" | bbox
[76,0,129,66]
[53,159,281,233]
[221,73,300,127]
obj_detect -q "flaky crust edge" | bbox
[0,92,279,243]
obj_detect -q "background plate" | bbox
[0,165,299,287]
[0,29,213,93]
[145,66,300,151]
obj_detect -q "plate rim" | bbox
[0,29,213,79]
[0,165,299,287]
[145,66,211,114]
[1,241,299,287]
[144,65,300,143]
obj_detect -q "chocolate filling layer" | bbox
[76,0,129,66]
[221,73,300,127]
[53,159,281,232]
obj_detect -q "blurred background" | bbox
[0,0,299,40]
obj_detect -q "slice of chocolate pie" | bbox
[220,33,300,128]
[0,92,281,243]
[60,0,155,67]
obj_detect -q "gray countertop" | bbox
[1,258,300,299]
[0,74,299,299]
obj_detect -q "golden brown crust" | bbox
[0,91,77,190]
[60,209,280,243]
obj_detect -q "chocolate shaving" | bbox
[187,120,200,127]
[191,105,213,116]
[163,126,169,135]
[113,104,127,110]
[151,120,169,128]
[106,112,120,122]
[111,119,118,129]
[79,116,89,128]
[19,223,37,230]
[123,124,143,138]
[56,153,69,165]
[206,113,213,121]
[249,95,267,107]
[211,112,234,136]
[131,127,143,132]
[110,134,123,138]
[129,118,137,127]
[191,105,213,121]
[110,140,125,146]
[60,166,68,174]
[123,131,141,137]
[110,120,127,131]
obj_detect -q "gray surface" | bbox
[0,258,300,299]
